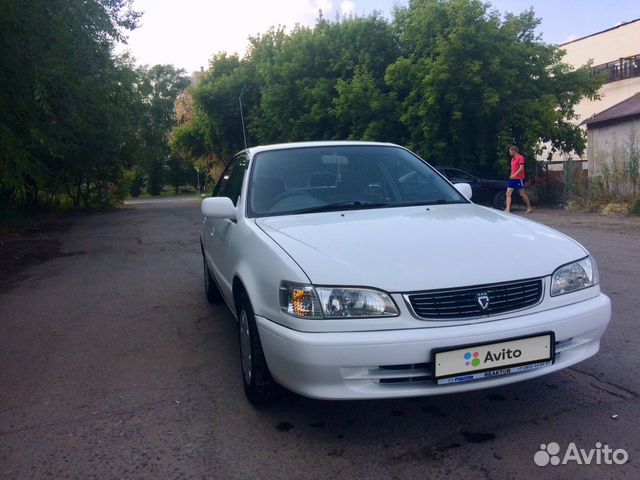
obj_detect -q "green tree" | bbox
[333,66,403,141]
[171,2,602,184]
[249,14,400,143]
[136,64,190,195]
[387,0,602,175]
[192,53,255,161]
[173,13,403,170]
[0,0,141,207]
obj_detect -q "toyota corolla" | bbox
[200,141,610,404]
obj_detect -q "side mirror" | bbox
[454,183,473,200]
[201,197,236,219]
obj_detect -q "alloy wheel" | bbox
[239,310,252,383]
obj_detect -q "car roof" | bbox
[243,140,399,156]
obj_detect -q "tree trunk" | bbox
[74,178,82,208]
[81,177,91,207]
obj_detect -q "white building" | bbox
[540,19,640,169]
[563,19,640,128]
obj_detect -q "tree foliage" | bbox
[174,0,602,183]
[2,0,604,211]
[136,64,191,195]
[0,0,142,206]
[171,14,402,175]
[0,0,189,208]
[389,0,601,174]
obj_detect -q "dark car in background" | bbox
[436,167,521,210]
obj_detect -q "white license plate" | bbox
[433,333,554,385]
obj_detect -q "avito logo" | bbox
[463,352,481,367]
[464,348,523,368]
[534,442,629,466]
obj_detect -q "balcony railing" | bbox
[590,54,640,83]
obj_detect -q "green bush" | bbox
[629,196,640,215]
[124,169,144,197]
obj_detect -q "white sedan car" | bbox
[200,141,610,404]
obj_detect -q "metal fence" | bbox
[591,54,640,84]
[532,160,588,205]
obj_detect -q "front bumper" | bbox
[255,294,611,399]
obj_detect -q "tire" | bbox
[237,292,277,405]
[203,255,223,304]
[492,191,506,210]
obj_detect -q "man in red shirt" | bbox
[505,145,533,214]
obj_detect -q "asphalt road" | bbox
[1,197,639,479]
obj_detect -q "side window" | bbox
[440,169,452,180]
[449,169,475,183]
[213,155,249,205]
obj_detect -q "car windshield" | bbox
[248,145,467,217]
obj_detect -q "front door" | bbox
[203,154,248,303]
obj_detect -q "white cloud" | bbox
[340,1,356,16]
[119,0,341,73]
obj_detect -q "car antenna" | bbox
[239,95,248,150]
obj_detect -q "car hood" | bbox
[255,204,587,292]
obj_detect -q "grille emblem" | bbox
[477,293,490,310]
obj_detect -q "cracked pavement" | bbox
[0,198,638,479]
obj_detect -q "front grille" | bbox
[407,278,543,320]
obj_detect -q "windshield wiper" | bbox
[295,201,391,214]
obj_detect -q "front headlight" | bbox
[279,282,399,319]
[550,256,598,296]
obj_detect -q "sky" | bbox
[118,0,639,73]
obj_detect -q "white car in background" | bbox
[200,141,611,405]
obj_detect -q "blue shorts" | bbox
[508,179,525,189]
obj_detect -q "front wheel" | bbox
[492,191,506,210]
[237,293,277,405]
